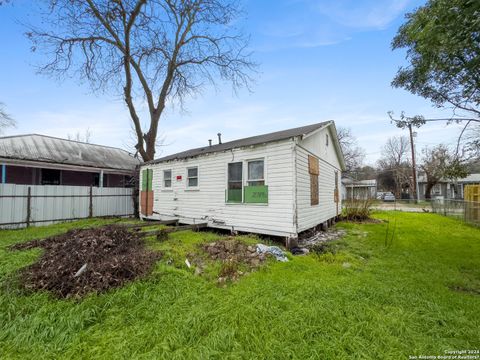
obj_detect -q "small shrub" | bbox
[310,240,347,256]
[342,197,374,221]
[310,242,337,255]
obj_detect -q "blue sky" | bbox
[0,0,469,164]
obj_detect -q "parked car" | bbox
[383,193,395,202]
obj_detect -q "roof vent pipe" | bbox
[208,139,212,147]
[217,133,222,144]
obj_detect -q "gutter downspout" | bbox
[1,164,5,184]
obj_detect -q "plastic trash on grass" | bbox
[256,244,288,262]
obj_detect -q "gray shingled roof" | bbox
[149,121,332,164]
[0,134,140,171]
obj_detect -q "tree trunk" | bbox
[425,182,434,199]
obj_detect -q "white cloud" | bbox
[314,0,412,29]
[253,0,417,51]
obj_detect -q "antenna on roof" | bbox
[217,133,222,144]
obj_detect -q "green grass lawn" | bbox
[0,213,479,359]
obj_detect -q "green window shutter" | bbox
[141,169,148,191]
[244,185,268,203]
[141,169,153,191]
[148,169,153,191]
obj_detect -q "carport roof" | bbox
[0,134,141,172]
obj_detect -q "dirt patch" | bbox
[201,239,267,283]
[11,225,161,298]
[449,285,480,296]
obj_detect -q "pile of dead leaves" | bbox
[10,225,161,298]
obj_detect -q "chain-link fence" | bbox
[431,199,480,227]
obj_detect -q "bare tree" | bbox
[377,136,411,198]
[67,128,93,143]
[337,127,365,174]
[28,0,255,161]
[0,102,15,134]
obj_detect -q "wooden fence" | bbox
[0,184,135,229]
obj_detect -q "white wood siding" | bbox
[296,127,342,233]
[141,140,297,237]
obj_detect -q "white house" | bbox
[139,121,346,239]
[341,178,377,200]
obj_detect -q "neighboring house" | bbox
[417,173,480,200]
[139,121,346,239]
[0,134,140,187]
[341,178,377,200]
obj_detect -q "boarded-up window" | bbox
[141,169,154,216]
[334,171,339,203]
[308,155,319,205]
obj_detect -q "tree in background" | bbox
[420,144,469,199]
[354,165,377,181]
[392,0,480,121]
[377,136,412,198]
[337,126,366,174]
[462,125,480,161]
[28,0,255,161]
[67,129,93,143]
[0,103,15,134]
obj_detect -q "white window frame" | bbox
[163,169,172,188]
[186,166,199,189]
[227,161,243,203]
[224,157,268,205]
[246,158,265,187]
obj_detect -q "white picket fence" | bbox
[0,184,135,229]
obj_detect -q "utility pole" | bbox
[407,123,418,203]
[388,112,424,203]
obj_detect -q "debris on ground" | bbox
[298,229,347,248]
[290,247,310,256]
[201,239,269,283]
[10,225,161,298]
[287,228,348,256]
[256,244,288,262]
[202,239,266,266]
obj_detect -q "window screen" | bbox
[227,162,242,202]
[163,170,172,188]
[247,160,264,186]
[187,167,198,187]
